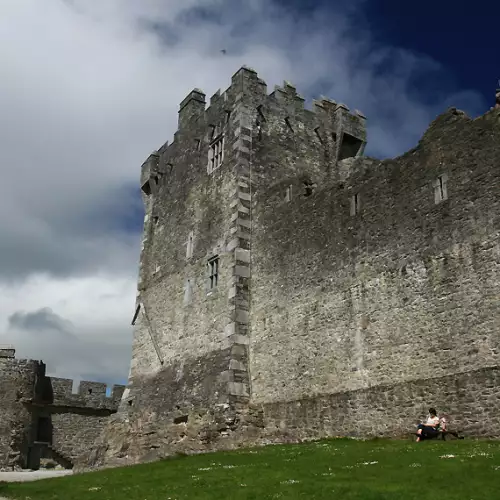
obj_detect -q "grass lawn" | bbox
[1,438,499,499]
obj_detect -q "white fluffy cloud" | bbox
[0,0,485,385]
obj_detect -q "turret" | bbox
[140,151,160,200]
[178,89,206,131]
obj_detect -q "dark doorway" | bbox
[37,417,52,444]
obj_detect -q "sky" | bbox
[0,0,494,389]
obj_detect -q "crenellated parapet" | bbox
[45,377,125,411]
[141,66,367,192]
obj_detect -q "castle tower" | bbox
[116,66,366,439]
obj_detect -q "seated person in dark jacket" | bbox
[416,407,440,442]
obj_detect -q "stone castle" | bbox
[3,67,500,471]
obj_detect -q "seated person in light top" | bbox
[416,407,440,442]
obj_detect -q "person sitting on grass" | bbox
[416,407,441,442]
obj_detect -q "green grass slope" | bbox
[1,439,500,500]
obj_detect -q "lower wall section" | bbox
[263,366,500,441]
[49,410,114,465]
[76,366,500,471]
[127,348,233,415]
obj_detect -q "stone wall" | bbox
[0,350,39,469]
[48,411,112,464]
[30,377,126,466]
[78,365,500,472]
[263,366,500,440]
[250,107,500,404]
[0,349,125,469]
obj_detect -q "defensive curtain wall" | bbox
[0,346,124,470]
[74,67,500,470]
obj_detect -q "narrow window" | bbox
[257,122,263,140]
[314,127,323,144]
[208,256,219,290]
[184,279,192,306]
[209,124,216,140]
[257,105,266,122]
[434,174,448,204]
[350,193,360,216]
[186,231,194,259]
[166,163,174,175]
[152,216,159,225]
[195,139,201,151]
[225,110,231,123]
[208,136,224,174]
[285,185,292,202]
[285,117,294,133]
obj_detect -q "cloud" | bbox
[8,307,74,334]
[0,0,485,383]
[0,273,134,384]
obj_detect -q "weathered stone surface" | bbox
[0,348,124,470]
[73,67,500,470]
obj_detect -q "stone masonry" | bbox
[0,346,124,470]
[77,67,500,471]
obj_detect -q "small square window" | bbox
[208,256,219,290]
[303,181,314,197]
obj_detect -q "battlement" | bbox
[143,66,367,180]
[175,65,366,120]
[46,376,125,410]
[0,348,125,411]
